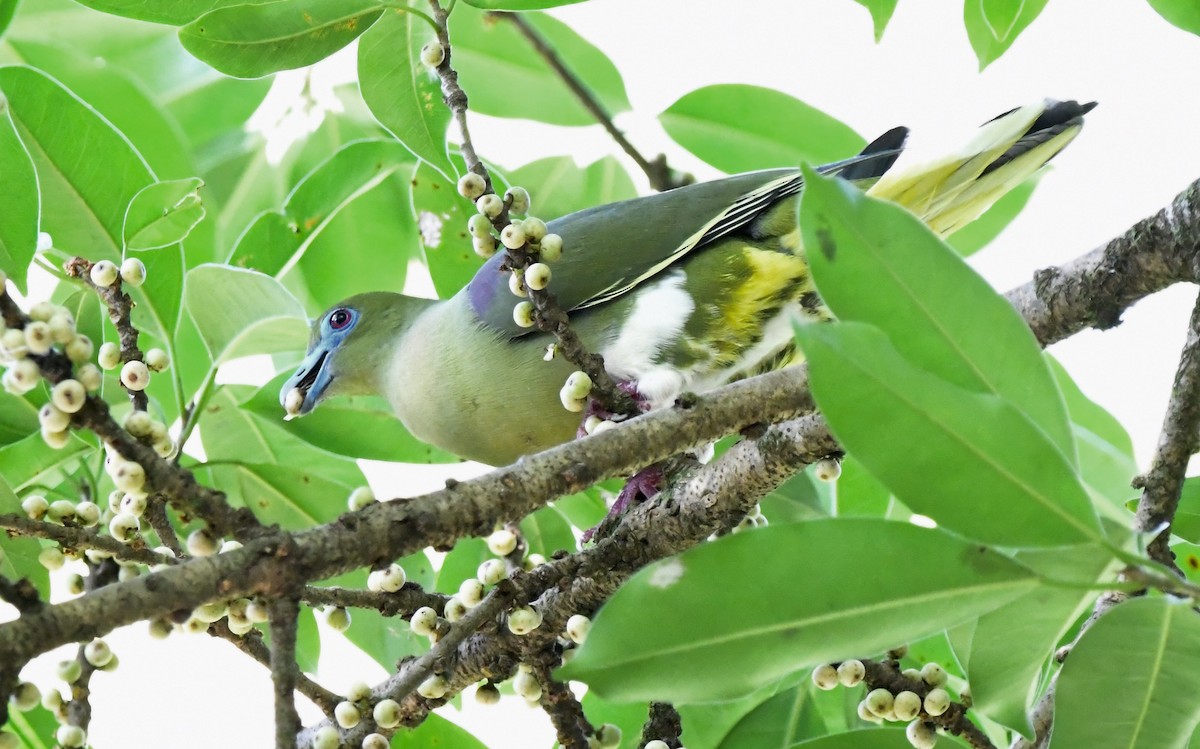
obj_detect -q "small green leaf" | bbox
[0,391,38,446]
[0,431,91,493]
[295,606,320,673]
[69,0,272,26]
[240,371,460,464]
[202,461,347,529]
[0,0,19,37]
[717,681,826,748]
[450,6,630,126]
[391,713,488,749]
[963,0,1050,70]
[793,322,1102,547]
[520,506,575,557]
[358,8,454,179]
[0,106,37,293]
[660,85,864,173]
[0,476,49,599]
[462,0,588,9]
[506,155,636,221]
[791,729,947,749]
[851,0,899,40]
[1168,478,1200,543]
[800,165,1076,464]
[559,519,1036,703]
[410,159,485,298]
[1147,0,1200,35]
[124,177,206,251]
[1052,597,1200,749]
[178,0,383,79]
[434,537,488,594]
[946,175,1040,257]
[185,265,307,364]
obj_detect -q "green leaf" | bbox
[506,155,636,221]
[851,0,899,40]
[760,471,830,524]
[0,430,90,493]
[793,322,1102,547]
[791,729,949,749]
[434,537,488,594]
[462,0,588,8]
[559,519,1036,703]
[124,177,206,251]
[0,391,37,446]
[963,0,1050,70]
[240,371,460,464]
[0,106,37,292]
[520,506,575,557]
[0,476,49,598]
[450,6,630,126]
[410,159,484,298]
[1147,0,1200,35]
[799,165,1076,464]
[185,264,307,364]
[946,175,1039,257]
[660,85,864,173]
[966,545,1115,735]
[202,461,349,529]
[164,74,271,156]
[228,140,414,279]
[295,606,320,673]
[69,0,272,26]
[833,456,892,518]
[0,65,153,258]
[178,0,383,79]
[358,8,454,179]
[0,0,18,38]
[717,681,826,748]
[391,713,487,749]
[1052,597,1200,749]
[1168,478,1200,543]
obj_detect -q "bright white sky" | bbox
[15,1,1200,748]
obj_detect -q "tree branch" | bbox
[268,596,302,749]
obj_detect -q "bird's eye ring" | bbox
[329,308,353,331]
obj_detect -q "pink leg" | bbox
[581,463,664,542]
[576,380,653,438]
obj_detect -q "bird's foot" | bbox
[581,464,664,542]
[575,380,653,438]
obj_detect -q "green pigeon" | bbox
[281,99,1093,467]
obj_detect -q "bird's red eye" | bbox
[329,309,352,330]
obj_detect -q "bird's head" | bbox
[280,292,426,418]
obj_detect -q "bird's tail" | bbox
[867,99,1095,235]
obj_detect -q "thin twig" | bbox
[0,576,41,614]
[640,703,682,748]
[301,584,448,617]
[0,514,170,567]
[499,12,689,192]
[534,662,591,749]
[268,596,302,749]
[143,496,185,558]
[63,257,147,411]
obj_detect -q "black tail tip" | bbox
[1033,99,1097,131]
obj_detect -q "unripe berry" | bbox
[565,614,591,644]
[187,528,218,556]
[522,217,547,242]
[246,600,269,623]
[0,328,27,359]
[467,213,493,239]
[837,659,865,687]
[120,493,147,517]
[144,347,169,372]
[509,271,528,298]
[347,681,372,702]
[124,410,153,437]
[565,371,592,399]
[894,690,922,721]
[193,600,227,623]
[90,260,119,287]
[362,734,389,749]
[84,638,114,668]
[901,667,922,681]
[473,235,497,259]
[906,720,937,749]
[559,385,586,413]
[348,486,375,511]
[56,658,82,683]
[52,379,86,414]
[476,193,504,218]
[507,605,542,635]
[22,495,48,520]
[644,742,669,749]
[12,681,39,712]
[923,687,951,717]
[39,403,70,432]
[41,427,70,449]
[504,186,530,215]
[475,682,500,705]
[77,363,102,392]
[410,606,438,636]
[417,674,449,699]
[41,688,63,712]
[48,500,77,523]
[312,726,340,749]
[500,222,526,249]
[457,172,486,200]
[113,461,146,493]
[98,342,121,370]
[813,458,841,481]
[920,662,948,687]
[858,699,882,723]
[513,301,535,328]
[513,668,541,701]
[28,302,55,322]
[477,559,506,585]
[420,40,445,67]
[539,233,563,261]
[373,698,401,728]
[444,596,468,623]
[120,359,150,390]
[524,552,546,569]
[458,578,485,607]
[109,512,140,542]
[368,563,406,593]
[525,263,551,291]
[812,664,839,690]
[7,359,40,392]
[76,501,100,527]
[120,257,146,286]
[23,321,51,354]
[334,700,360,729]
[865,688,894,717]
[38,546,64,571]
[486,529,517,556]
[65,335,93,363]
[596,724,621,748]
[55,724,86,748]
[48,314,75,344]
[325,606,351,631]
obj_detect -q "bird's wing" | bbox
[465,128,907,338]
